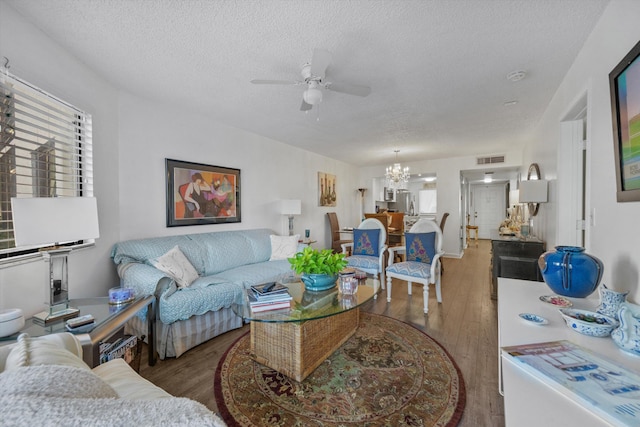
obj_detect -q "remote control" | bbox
[66,314,95,329]
[262,282,276,293]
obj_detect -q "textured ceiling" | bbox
[6,0,610,168]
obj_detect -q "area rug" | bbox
[214,312,465,426]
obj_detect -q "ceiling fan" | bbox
[251,48,371,111]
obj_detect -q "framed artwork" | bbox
[318,172,337,207]
[609,39,640,202]
[166,158,241,227]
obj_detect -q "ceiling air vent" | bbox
[476,155,505,165]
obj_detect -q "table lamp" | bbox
[280,199,301,236]
[519,180,548,237]
[11,197,100,324]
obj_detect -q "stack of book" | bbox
[248,282,292,312]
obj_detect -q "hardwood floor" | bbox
[138,239,505,426]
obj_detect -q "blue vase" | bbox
[301,273,338,292]
[538,246,603,298]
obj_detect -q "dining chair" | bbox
[327,212,352,254]
[438,212,449,272]
[341,218,388,298]
[385,218,444,314]
[387,212,404,245]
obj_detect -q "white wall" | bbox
[0,1,121,315]
[117,92,359,246]
[524,0,640,303]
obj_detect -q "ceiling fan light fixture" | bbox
[303,87,323,105]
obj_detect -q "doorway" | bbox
[470,183,507,239]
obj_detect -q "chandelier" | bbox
[385,150,410,189]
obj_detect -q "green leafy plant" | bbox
[288,246,348,275]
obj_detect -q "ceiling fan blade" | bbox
[250,79,298,85]
[300,99,313,111]
[325,81,371,97]
[310,49,331,80]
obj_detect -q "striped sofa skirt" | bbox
[126,307,243,359]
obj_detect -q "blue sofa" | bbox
[111,229,297,359]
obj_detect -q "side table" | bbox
[0,295,156,368]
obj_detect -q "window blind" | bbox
[0,69,93,255]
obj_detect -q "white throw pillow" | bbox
[269,234,300,261]
[5,333,90,371]
[151,245,199,288]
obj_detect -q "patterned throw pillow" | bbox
[405,232,436,263]
[353,229,380,257]
[151,245,199,288]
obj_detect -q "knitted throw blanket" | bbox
[0,365,226,427]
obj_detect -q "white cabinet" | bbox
[498,278,639,426]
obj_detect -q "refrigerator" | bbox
[391,189,412,214]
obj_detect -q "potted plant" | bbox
[288,246,348,291]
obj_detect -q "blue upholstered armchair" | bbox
[341,218,387,298]
[385,218,444,314]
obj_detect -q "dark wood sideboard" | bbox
[490,232,545,299]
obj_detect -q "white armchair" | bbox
[385,218,444,313]
[341,218,387,298]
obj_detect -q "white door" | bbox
[471,184,506,239]
[557,119,585,247]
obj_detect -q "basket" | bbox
[250,308,359,382]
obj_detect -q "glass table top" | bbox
[233,278,375,323]
[0,296,150,341]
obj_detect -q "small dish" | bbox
[519,313,548,325]
[539,295,573,308]
[559,308,619,337]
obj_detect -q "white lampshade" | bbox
[11,197,100,247]
[519,180,548,203]
[280,199,302,216]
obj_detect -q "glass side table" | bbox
[233,278,375,381]
[0,295,155,368]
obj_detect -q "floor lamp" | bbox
[11,197,100,324]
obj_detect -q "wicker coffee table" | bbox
[233,278,375,382]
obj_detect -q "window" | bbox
[0,70,93,256]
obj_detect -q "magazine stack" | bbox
[248,282,292,312]
[99,335,138,365]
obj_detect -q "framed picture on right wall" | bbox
[609,39,640,202]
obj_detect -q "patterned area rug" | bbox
[214,312,465,426]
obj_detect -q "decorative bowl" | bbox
[559,308,618,337]
[301,273,338,292]
[0,308,25,338]
[519,313,548,325]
